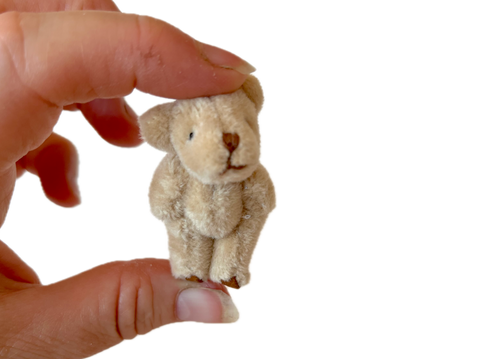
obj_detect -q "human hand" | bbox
[0,0,253,357]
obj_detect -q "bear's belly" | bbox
[184,181,243,239]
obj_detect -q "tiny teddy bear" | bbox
[138,75,275,288]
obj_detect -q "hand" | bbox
[0,1,252,357]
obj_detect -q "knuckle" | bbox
[114,260,160,340]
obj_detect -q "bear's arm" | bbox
[149,153,188,222]
[243,164,276,217]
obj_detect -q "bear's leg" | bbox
[210,233,241,288]
[167,219,214,281]
[210,216,267,288]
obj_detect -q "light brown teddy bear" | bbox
[139,76,275,288]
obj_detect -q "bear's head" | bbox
[139,75,264,185]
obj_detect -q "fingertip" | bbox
[35,141,81,208]
[176,288,239,324]
[22,133,81,208]
[44,182,81,208]
[200,42,256,75]
[78,98,143,148]
[63,104,79,112]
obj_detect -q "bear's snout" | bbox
[223,133,240,154]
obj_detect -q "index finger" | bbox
[0,10,253,166]
[1,11,251,104]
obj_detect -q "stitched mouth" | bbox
[228,164,246,170]
[221,158,246,175]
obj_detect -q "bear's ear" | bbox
[241,75,264,113]
[138,102,176,153]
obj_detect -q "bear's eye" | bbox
[188,132,194,140]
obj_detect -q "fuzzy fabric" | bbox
[139,76,275,288]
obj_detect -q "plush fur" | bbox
[139,76,275,288]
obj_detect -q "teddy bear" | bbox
[138,75,275,288]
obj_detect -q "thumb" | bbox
[1,259,238,358]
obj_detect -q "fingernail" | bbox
[176,288,239,323]
[123,102,138,121]
[201,43,256,75]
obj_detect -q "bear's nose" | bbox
[223,133,240,154]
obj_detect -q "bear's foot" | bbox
[185,275,203,283]
[221,276,240,289]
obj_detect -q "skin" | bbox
[0,0,252,357]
